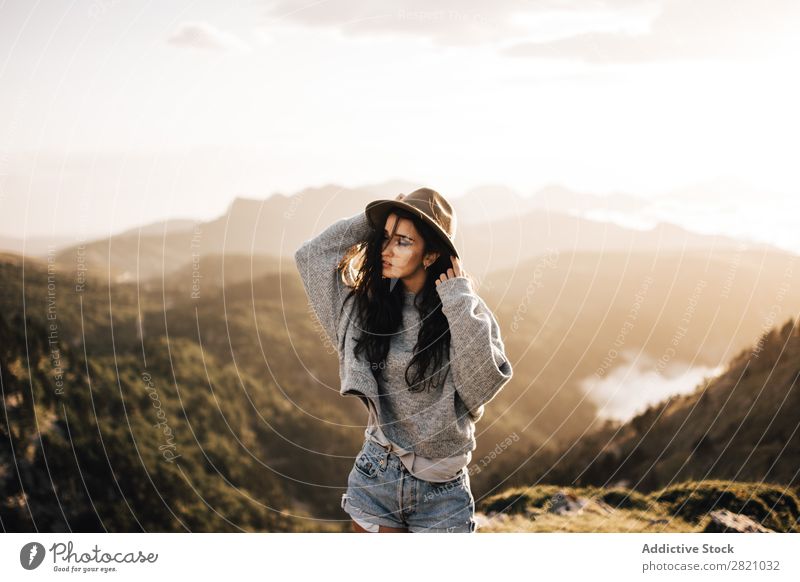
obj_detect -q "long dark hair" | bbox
[336,207,457,393]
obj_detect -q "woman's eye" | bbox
[383,235,410,246]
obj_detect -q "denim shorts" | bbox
[341,438,477,533]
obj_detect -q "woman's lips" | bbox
[382,261,391,267]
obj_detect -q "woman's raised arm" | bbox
[294,211,373,345]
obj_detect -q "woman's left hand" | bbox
[435,255,463,287]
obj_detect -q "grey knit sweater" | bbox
[294,210,513,458]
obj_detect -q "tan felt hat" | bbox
[365,187,459,259]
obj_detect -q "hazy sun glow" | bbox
[1,0,798,239]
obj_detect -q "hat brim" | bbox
[364,199,459,259]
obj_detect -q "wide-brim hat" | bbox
[364,187,459,259]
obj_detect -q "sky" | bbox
[1,0,799,237]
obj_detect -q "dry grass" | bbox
[475,508,694,533]
[472,480,800,533]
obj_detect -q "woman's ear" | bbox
[423,251,440,269]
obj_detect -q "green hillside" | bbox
[0,252,357,532]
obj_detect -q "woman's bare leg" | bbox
[378,525,409,532]
[351,519,408,533]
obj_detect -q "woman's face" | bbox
[380,212,438,280]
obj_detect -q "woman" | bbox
[294,187,513,533]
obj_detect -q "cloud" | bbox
[258,0,799,62]
[504,0,800,62]
[167,21,250,53]
[257,0,629,46]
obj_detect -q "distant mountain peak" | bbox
[227,195,265,211]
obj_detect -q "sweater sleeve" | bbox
[436,276,513,415]
[293,211,373,344]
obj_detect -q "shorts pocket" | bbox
[354,448,379,479]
